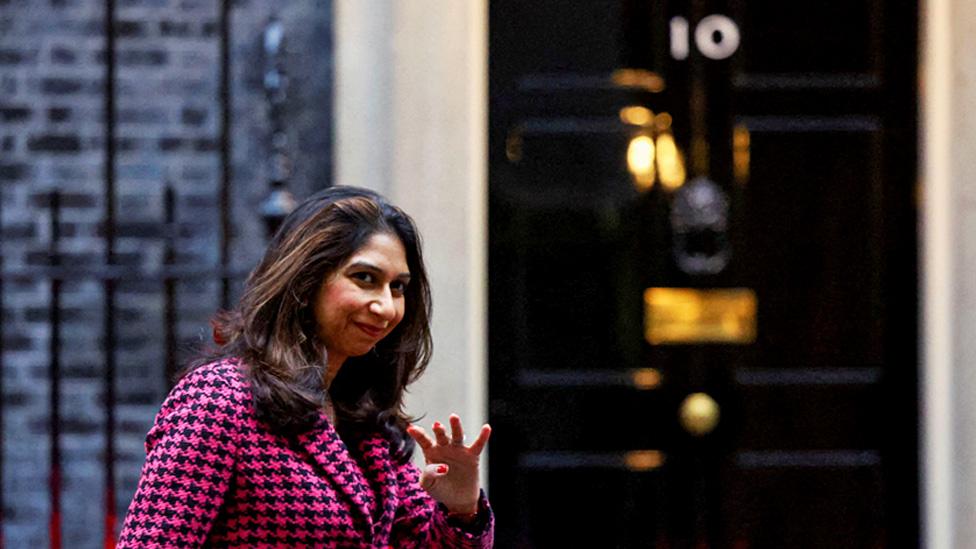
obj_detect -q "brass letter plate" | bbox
[644,288,756,344]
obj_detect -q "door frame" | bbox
[921,0,967,547]
[332,0,962,545]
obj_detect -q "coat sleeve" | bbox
[116,365,245,548]
[389,461,495,548]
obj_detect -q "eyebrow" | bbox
[347,261,411,279]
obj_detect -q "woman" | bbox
[117,186,493,547]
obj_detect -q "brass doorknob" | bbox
[679,392,720,436]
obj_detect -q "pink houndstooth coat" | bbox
[117,360,494,548]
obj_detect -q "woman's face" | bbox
[314,231,411,365]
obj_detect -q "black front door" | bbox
[487,1,918,547]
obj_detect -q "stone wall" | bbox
[0,0,332,546]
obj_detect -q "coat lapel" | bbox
[354,434,399,542]
[294,415,374,536]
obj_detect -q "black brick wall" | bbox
[0,0,333,546]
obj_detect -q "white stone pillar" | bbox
[334,0,395,195]
[333,0,489,482]
[922,0,953,545]
[922,0,976,546]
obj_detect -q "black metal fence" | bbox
[0,1,241,546]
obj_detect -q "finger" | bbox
[432,421,451,447]
[467,424,492,455]
[407,424,435,451]
[449,414,465,445]
[419,463,449,491]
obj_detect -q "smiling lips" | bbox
[355,322,386,338]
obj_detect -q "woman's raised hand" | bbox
[406,414,491,514]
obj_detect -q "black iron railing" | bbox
[0,1,240,546]
[8,186,255,548]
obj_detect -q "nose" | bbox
[369,288,396,322]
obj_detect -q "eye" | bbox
[390,280,409,296]
[351,272,375,284]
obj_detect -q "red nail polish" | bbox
[437,465,448,474]
[433,422,441,429]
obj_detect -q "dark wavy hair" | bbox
[191,186,432,462]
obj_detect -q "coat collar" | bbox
[295,414,375,537]
[353,434,399,543]
[293,415,398,544]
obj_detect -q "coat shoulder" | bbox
[165,358,254,413]
[182,357,249,390]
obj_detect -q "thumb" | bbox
[419,463,449,491]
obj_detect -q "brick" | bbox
[116,163,162,180]
[117,195,150,211]
[116,336,150,352]
[158,136,185,151]
[0,163,29,181]
[6,279,42,292]
[41,78,85,95]
[180,195,217,209]
[180,0,209,11]
[48,107,71,122]
[113,252,144,266]
[29,192,98,208]
[173,250,213,265]
[115,391,158,405]
[25,251,97,266]
[82,136,104,149]
[26,418,50,434]
[159,20,192,37]
[58,221,95,237]
[63,363,101,378]
[117,49,168,66]
[61,279,101,295]
[2,75,17,94]
[0,49,23,65]
[170,78,210,94]
[50,46,77,64]
[3,334,33,351]
[2,223,36,239]
[67,253,106,267]
[119,418,152,433]
[67,18,103,36]
[177,222,213,238]
[118,107,168,124]
[4,391,33,407]
[181,107,207,126]
[51,164,91,180]
[114,222,165,238]
[115,137,143,152]
[180,164,215,183]
[115,308,145,322]
[27,134,82,153]
[115,20,146,37]
[194,137,218,152]
[61,417,100,434]
[25,308,56,322]
[120,0,168,7]
[0,106,31,122]
[116,279,159,294]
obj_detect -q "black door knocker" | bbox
[670,176,731,275]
